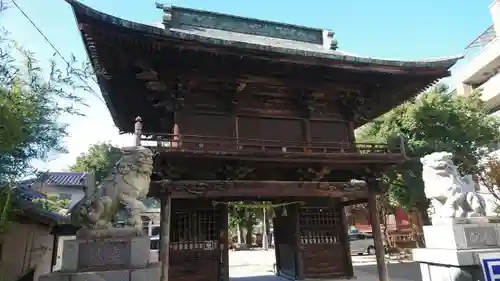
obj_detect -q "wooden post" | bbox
[337,203,354,278]
[293,203,304,280]
[134,116,143,146]
[159,193,172,281]
[367,183,389,281]
[220,204,230,281]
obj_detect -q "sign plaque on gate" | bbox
[204,241,215,251]
[478,253,500,281]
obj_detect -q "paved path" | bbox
[354,262,422,281]
[229,250,422,281]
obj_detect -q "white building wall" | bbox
[492,0,500,36]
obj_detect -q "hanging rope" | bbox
[212,201,304,208]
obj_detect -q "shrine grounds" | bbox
[228,250,421,281]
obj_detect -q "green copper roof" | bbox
[66,0,462,70]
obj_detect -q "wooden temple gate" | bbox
[66,1,460,281]
[164,197,352,281]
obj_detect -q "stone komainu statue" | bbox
[70,146,155,231]
[420,151,486,219]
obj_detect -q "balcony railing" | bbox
[479,72,500,110]
[140,134,404,155]
[460,36,500,84]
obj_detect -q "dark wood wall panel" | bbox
[177,113,235,137]
[238,117,304,141]
[309,120,350,142]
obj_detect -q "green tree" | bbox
[478,155,500,213]
[70,142,123,183]
[358,84,500,224]
[0,4,94,233]
[228,202,258,247]
[33,194,70,213]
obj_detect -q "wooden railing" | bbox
[140,134,404,155]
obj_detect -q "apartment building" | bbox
[455,1,500,215]
[457,0,500,114]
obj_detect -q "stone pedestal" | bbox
[39,230,160,281]
[413,218,500,281]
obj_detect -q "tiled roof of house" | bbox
[19,172,88,188]
[40,172,88,186]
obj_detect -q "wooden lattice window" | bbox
[299,207,340,244]
[170,209,218,251]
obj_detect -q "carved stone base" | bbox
[415,220,500,281]
[39,263,160,281]
[423,222,500,250]
[62,234,150,272]
[39,229,154,281]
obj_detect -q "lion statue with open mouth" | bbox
[70,146,155,235]
[421,151,486,220]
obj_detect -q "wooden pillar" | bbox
[293,203,304,280]
[134,116,142,146]
[273,200,282,275]
[367,183,389,281]
[160,193,172,281]
[337,203,354,278]
[219,204,230,281]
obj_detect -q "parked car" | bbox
[349,232,375,255]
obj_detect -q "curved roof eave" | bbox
[66,0,462,71]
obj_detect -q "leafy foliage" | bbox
[478,155,500,212]
[358,84,500,218]
[0,33,91,184]
[0,5,95,237]
[33,194,70,213]
[70,142,123,183]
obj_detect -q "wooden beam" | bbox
[152,149,407,165]
[159,194,172,281]
[367,183,389,281]
[150,180,368,198]
[341,198,368,206]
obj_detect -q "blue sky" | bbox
[1,0,495,171]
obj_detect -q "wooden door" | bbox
[274,205,301,279]
[299,203,351,279]
[169,199,221,281]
